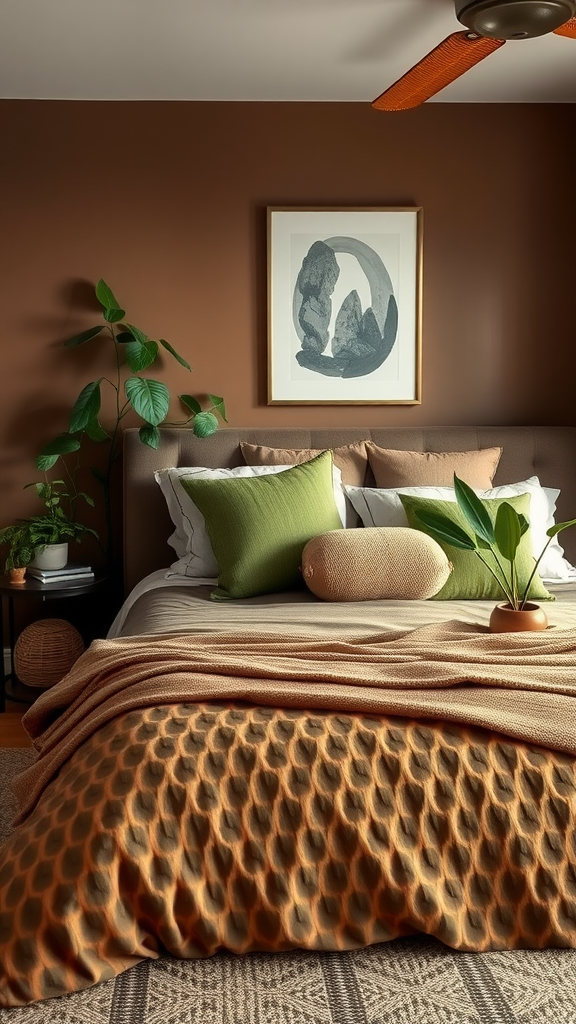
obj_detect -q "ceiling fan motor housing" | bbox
[455,0,576,37]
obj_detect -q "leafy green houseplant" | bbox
[0,523,35,573]
[22,477,98,547]
[0,477,99,575]
[413,473,576,614]
[35,279,226,569]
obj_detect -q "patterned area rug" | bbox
[1,747,576,1024]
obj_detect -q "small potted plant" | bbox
[1,475,99,579]
[412,473,576,632]
[0,523,36,583]
[22,477,99,570]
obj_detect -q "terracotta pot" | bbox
[489,602,548,633]
[8,567,26,585]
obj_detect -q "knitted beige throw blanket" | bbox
[14,619,576,822]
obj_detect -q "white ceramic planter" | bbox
[31,542,69,571]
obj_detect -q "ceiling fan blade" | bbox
[372,31,505,111]
[553,15,576,36]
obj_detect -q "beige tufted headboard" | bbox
[122,425,576,595]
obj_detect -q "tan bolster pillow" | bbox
[301,527,452,602]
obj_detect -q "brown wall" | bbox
[1,99,575,546]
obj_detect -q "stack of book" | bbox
[26,563,95,584]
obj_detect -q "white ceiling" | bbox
[1,0,575,104]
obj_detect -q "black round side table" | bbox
[0,573,109,710]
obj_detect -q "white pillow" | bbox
[345,476,576,582]
[156,463,347,580]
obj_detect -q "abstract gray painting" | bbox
[293,235,398,379]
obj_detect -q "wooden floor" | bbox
[0,711,33,747]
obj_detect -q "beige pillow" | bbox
[366,444,502,490]
[301,527,452,602]
[240,440,369,487]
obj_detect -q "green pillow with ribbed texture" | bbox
[399,491,553,602]
[180,450,343,600]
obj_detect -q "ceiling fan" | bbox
[372,0,576,110]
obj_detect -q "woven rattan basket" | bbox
[14,618,85,689]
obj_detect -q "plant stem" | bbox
[61,452,80,521]
[519,538,552,610]
[98,325,124,573]
[510,559,518,609]
[474,551,516,606]
[488,547,516,604]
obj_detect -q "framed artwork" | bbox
[267,206,422,405]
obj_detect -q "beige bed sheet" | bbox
[116,579,576,640]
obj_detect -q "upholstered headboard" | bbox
[123,426,576,595]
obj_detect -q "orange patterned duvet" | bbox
[1,624,576,1007]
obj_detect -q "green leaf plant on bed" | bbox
[412,474,576,612]
[35,279,227,572]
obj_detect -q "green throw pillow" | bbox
[399,491,553,602]
[180,450,343,600]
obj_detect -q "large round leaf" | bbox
[125,340,158,372]
[125,378,170,426]
[139,424,161,449]
[193,411,219,437]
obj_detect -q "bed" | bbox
[1,425,576,1008]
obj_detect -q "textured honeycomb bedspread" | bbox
[1,622,576,1006]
